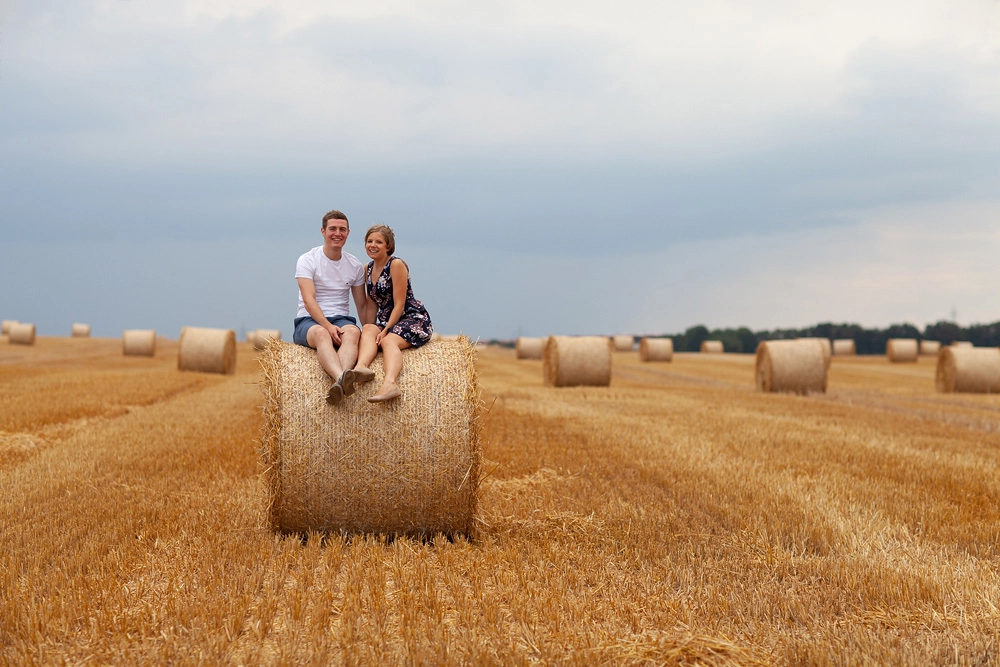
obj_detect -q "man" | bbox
[293,210,369,405]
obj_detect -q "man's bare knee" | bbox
[306,325,330,349]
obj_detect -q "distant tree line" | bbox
[660,321,1000,355]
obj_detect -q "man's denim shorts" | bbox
[293,315,359,347]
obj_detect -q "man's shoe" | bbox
[326,382,344,405]
[340,369,357,396]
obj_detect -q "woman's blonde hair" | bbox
[365,224,395,255]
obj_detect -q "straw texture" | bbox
[252,329,282,351]
[700,340,724,353]
[515,337,545,360]
[612,335,634,352]
[2,320,19,335]
[259,338,482,537]
[832,339,856,356]
[920,340,941,356]
[886,338,918,363]
[639,337,673,362]
[123,330,156,357]
[9,323,35,346]
[543,336,612,387]
[177,326,236,375]
[935,347,1000,393]
[755,339,827,394]
[798,337,831,369]
[71,323,91,338]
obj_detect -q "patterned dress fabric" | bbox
[366,257,434,348]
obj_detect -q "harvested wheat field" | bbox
[2,339,1000,665]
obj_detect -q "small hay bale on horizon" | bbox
[755,339,827,394]
[9,323,35,346]
[936,346,1000,393]
[259,338,482,537]
[832,339,856,356]
[515,337,545,360]
[123,330,156,357]
[612,335,634,352]
[71,323,91,338]
[887,338,918,363]
[252,329,282,351]
[920,340,941,356]
[178,326,236,374]
[700,340,724,354]
[1,320,19,335]
[639,337,673,362]
[543,336,612,387]
[952,341,974,348]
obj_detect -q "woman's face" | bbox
[366,232,388,260]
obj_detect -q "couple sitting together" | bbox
[293,209,433,404]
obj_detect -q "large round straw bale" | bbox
[1,320,18,335]
[178,326,236,374]
[612,335,634,352]
[639,337,673,362]
[71,323,91,337]
[9,323,35,346]
[798,337,831,369]
[515,336,544,359]
[123,329,156,357]
[936,347,1000,393]
[832,339,856,356]
[543,336,612,387]
[253,328,282,351]
[887,338,918,362]
[952,341,973,348]
[920,340,941,356]
[755,339,827,394]
[259,338,482,536]
[700,340,724,353]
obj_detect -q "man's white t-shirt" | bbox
[295,246,365,319]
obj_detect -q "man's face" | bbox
[322,219,349,249]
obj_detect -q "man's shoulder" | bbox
[298,246,323,261]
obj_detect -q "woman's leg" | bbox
[354,324,380,382]
[369,333,411,402]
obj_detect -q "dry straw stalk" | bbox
[515,336,544,360]
[177,326,236,374]
[920,340,941,356]
[935,346,1000,393]
[258,337,483,537]
[9,323,35,345]
[755,339,828,394]
[122,330,156,357]
[887,338,918,363]
[71,323,91,337]
[612,335,634,352]
[700,340,724,353]
[252,328,282,351]
[832,339,856,356]
[543,336,612,387]
[639,337,673,362]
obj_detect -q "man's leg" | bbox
[337,325,361,372]
[306,325,345,383]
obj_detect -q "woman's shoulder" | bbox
[389,256,410,271]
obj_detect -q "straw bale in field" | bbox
[259,338,482,537]
[71,323,91,337]
[700,340,724,353]
[755,339,827,394]
[886,338,918,363]
[832,339,856,356]
[935,346,1000,393]
[543,336,612,387]
[9,323,35,346]
[798,337,831,369]
[952,341,973,348]
[435,334,460,342]
[252,329,282,351]
[612,335,634,352]
[1,320,18,335]
[639,337,673,362]
[920,340,941,356]
[177,326,236,375]
[123,330,156,357]
[515,337,544,360]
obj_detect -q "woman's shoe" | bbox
[353,366,376,383]
[326,382,344,405]
[367,385,401,403]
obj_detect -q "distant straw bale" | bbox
[639,337,673,362]
[123,330,156,357]
[543,336,612,387]
[920,340,941,356]
[71,323,91,338]
[700,340,724,354]
[612,335,634,352]
[259,338,482,537]
[252,329,282,351]
[952,341,973,348]
[515,337,545,360]
[936,346,1000,393]
[832,339,856,356]
[755,339,827,394]
[886,338,918,363]
[1,320,19,335]
[798,337,831,369]
[177,326,236,375]
[9,323,35,346]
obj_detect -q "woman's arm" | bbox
[376,259,410,344]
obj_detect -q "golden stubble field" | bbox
[2,337,999,665]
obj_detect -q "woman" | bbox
[354,224,434,402]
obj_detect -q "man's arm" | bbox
[297,277,342,345]
[351,284,373,326]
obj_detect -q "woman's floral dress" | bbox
[366,256,433,348]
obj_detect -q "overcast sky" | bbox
[2,0,998,340]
